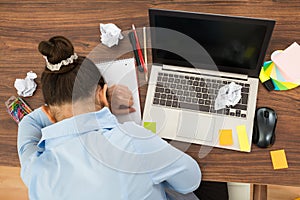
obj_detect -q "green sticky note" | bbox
[143,122,156,134]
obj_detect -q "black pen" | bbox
[128,32,144,72]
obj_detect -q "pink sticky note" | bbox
[272,42,300,82]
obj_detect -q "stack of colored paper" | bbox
[259,42,300,91]
[272,42,300,83]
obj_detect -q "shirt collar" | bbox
[38,107,118,147]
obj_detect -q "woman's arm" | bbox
[17,107,52,167]
[162,154,201,194]
[152,151,201,194]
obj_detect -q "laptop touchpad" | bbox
[177,111,213,142]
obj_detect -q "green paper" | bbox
[143,122,156,134]
[273,79,288,90]
[263,60,272,70]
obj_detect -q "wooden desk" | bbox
[1,0,299,193]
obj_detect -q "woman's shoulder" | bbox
[111,121,169,153]
[116,121,158,139]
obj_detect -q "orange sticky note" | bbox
[236,125,250,152]
[270,149,288,170]
[219,130,233,146]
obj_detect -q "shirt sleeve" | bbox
[151,148,201,194]
[17,107,52,183]
[116,122,201,194]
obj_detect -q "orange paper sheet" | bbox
[270,149,289,170]
[219,130,233,146]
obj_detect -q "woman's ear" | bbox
[96,84,109,108]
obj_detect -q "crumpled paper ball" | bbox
[100,23,124,48]
[14,71,37,97]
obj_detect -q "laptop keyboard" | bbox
[152,72,250,118]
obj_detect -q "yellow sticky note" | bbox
[270,150,288,170]
[219,130,233,146]
[236,125,250,152]
[259,66,270,83]
[143,122,156,134]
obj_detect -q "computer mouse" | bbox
[253,107,277,148]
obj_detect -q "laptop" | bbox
[143,9,275,152]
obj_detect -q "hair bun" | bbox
[39,36,74,65]
[38,41,54,57]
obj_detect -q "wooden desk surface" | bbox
[0,0,299,187]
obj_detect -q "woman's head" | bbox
[39,36,107,121]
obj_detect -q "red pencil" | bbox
[132,24,147,73]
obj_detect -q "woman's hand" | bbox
[107,85,136,115]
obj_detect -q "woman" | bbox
[17,36,201,200]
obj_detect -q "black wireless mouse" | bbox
[253,107,277,148]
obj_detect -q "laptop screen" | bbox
[149,9,275,77]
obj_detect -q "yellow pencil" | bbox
[143,27,148,82]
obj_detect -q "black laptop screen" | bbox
[149,9,275,77]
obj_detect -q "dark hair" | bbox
[39,36,105,106]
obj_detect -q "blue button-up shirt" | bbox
[18,107,201,200]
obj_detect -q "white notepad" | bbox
[96,58,141,125]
